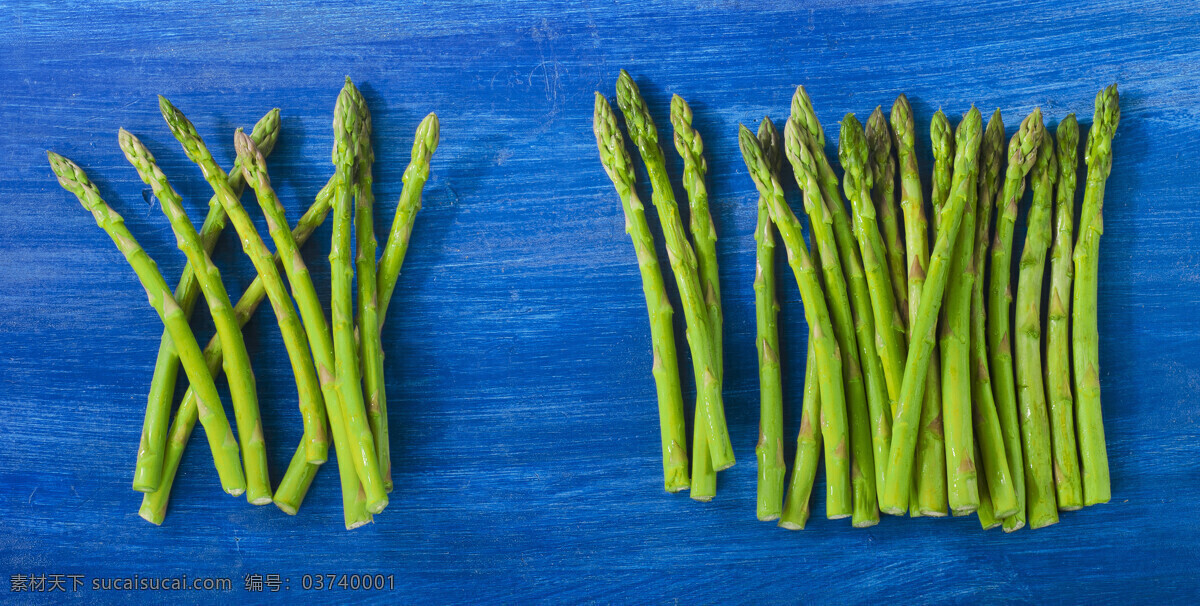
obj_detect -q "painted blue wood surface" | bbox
[2,1,1198,603]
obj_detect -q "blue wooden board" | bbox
[2,1,1198,603]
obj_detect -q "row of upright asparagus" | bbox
[753,85,1119,530]
[594,72,1119,531]
[49,78,439,528]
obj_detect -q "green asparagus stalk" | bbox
[1075,84,1120,506]
[1046,114,1083,510]
[133,108,280,493]
[939,118,982,515]
[117,130,271,506]
[159,96,330,477]
[1015,130,1060,529]
[616,71,734,471]
[740,124,851,519]
[866,107,908,323]
[343,85,392,493]
[778,337,823,530]
[974,441,1002,530]
[970,110,1019,519]
[48,152,246,497]
[752,117,785,517]
[789,88,891,514]
[377,113,440,324]
[879,107,982,515]
[786,119,877,527]
[234,130,372,523]
[139,182,362,526]
[989,109,1045,531]
[839,114,912,514]
[921,110,955,516]
[670,94,721,501]
[894,97,947,517]
[838,116,909,421]
[593,93,689,493]
[330,80,389,514]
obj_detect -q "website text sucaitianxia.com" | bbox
[10,573,396,593]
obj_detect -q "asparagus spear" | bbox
[1075,84,1120,506]
[329,80,389,514]
[378,113,440,324]
[159,96,331,477]
[47,152,246,497]
[593,93,689,493]
[866,107,908,323]
[880,107,982,515]
[786,119,878,527]
[669,94,721,501]
[970,110,1019,519]
[989,109,1045,531]
[838,116,908,411]
[1016,129,1060,529]
[778,337,823,530]
[789,87,891,513]
[133,108,280,493]
[234,130,372,523]
[615,71,734,471]
[740,124,851,519]
[893,97,947,517]
[752,117,785,517]
[921,112,954,517]
[343,85,393,493]
[939,117,982,515]
[139,183,365,526]
[118,130,271,506]
[839,116,910,454]
[1046,114,1083,510]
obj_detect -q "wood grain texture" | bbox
[2,0,1199,602]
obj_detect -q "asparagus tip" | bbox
[233,127,252,156]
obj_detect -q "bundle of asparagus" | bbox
[594,72,1119,532]
[593,72,735,500]
[48,78,439,529]
[743,84,1120,531]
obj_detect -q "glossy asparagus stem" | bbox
[970,110,1019,519]
[1015,130,1060,529]
[1046,115,1083,510]
[1074,85,1120,506]
[989,109,1045,531]
[752,117,785,517]
[940,117,981,515]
